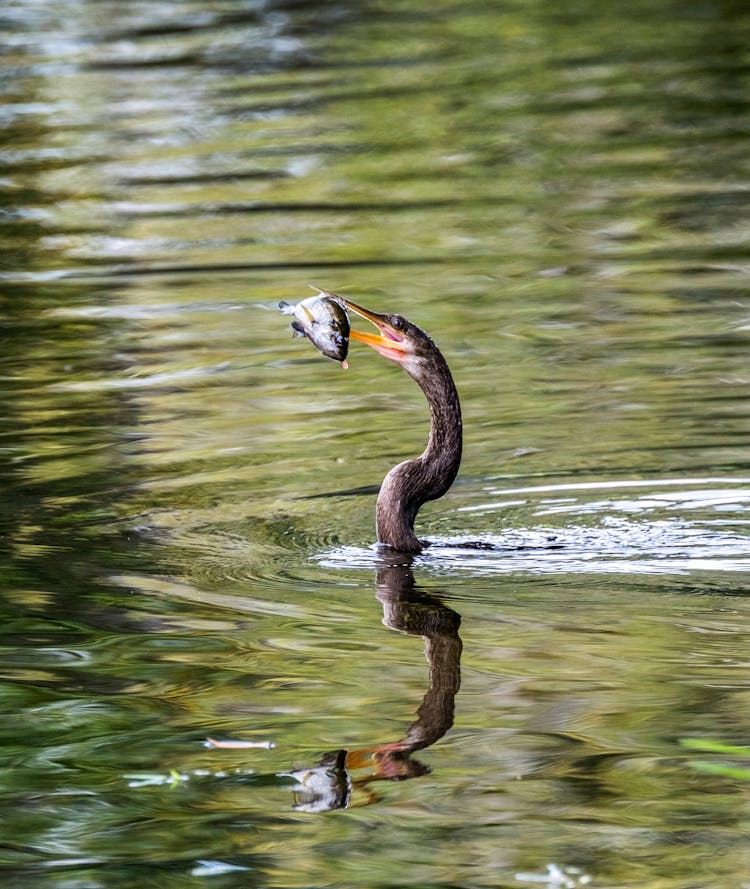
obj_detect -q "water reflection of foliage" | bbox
[681,738,750,782]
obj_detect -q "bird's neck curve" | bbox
[376,346,462,553]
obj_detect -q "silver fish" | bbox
[279,287,350,365]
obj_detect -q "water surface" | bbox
[2,2,750,888]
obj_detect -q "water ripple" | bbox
[319,479,750,577]
[462,477,750,518]
[320,519,750,577]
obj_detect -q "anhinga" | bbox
[344,299,462,554]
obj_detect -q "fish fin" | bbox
[308,283,345,306]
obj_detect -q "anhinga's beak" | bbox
[343,299,410,364]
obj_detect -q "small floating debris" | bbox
[515,863,591,888]
[191,860,251,876]
[125,770,189,788]
[126,766,257,788]
[204,737,276,749]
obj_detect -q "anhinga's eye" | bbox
[391,315,406,330]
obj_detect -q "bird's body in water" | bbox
[343,299,462,553]
[284,290,462,554]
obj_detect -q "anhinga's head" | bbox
[343,298,439,381]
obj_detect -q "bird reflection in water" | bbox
[282,555,461,812]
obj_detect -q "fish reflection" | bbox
[282,556,462,812]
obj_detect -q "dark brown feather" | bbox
[375,323,462,553]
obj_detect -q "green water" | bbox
[2,1,750,887]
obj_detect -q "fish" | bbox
[279,287,350,366]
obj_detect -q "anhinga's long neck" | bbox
[376,347,462,553]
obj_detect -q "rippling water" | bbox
[2,1,750,888]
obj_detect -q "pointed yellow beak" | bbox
[343,298,410,364]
